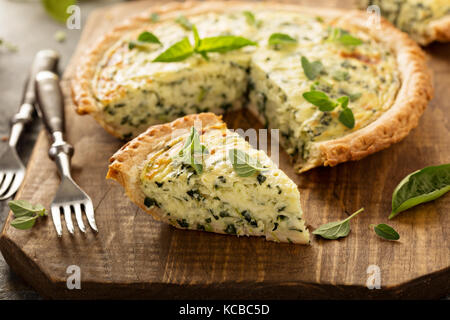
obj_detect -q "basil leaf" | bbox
[243,11,256,25]
[390,164,450,218]
[150,13,160,22]
[313,208,364,240]
[371,224,400,240]
[269,33,297,46]
[192,25,201,49]
[328,27,363,46]
[301,56,323,81]
[153,37,194,62]
[177,127,208,174]
[332,70,350,81]
[349,92,362,102]
[338,34,363,46]
[229,148,266,177]
[138,31,161,44]
[175,15,192,30]
[11,216,38,230]
[337,96,349,109]
[9,200,46,217]
[196,36,257,53]
[41,0,75,23]
[302,90,337,111]
[338,108,355,129]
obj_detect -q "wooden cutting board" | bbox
[0,0,449,299]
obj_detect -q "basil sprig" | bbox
[371,224,400,240]
[8,200,47,230]
[313,208,364,240]
[228,148,266,177]
[243,11,262,27]
[303,90,355,129]
[153,25,257,63]
[176,127,209,174]
[390,164,450,219]
[327,27,363,46]
[269,33,297,46]
[129,31,161,50]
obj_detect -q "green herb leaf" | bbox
[313,208,364,240]
[243,11,256,25]
[177,127,209,174]
[332,70,350,81]
[11,216,38,230]
[153,37,194,62]
[192,25,201,49]
[328,27,363,46]
[150,13,160,22]
[268,33,297,46]
[301,56,324,81]
[196,36,257,53]
[337,96,349,109]
[228,148,266,177]
[175,15,192,30]
[390,164,450,219]
[9,200,46,217]
[371,224,400,240]
[41,0,75,23]
[302,90,337,111]
[138,31,161,44]
[349,92,362,102]
[338,108,355,129]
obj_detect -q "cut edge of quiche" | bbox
[106,113,310,244]
[73,1,433,173]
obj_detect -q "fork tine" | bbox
[63,205,74,234]
[84,201,98,232]
[73,204,86,233]
[0,171,24,200]
[51,206,62,237]
[0,173,14,196]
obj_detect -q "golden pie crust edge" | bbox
[73,1,433,173]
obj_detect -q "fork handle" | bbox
[35,70,74,179]
[35,70,66,135]
[8,50,59,148]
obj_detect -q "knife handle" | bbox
[35,70,65,135]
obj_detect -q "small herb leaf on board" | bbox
[229,148,266,177]
[313,208,364,240]
[371,224,400,240]
[8,200,47,230]
[390,164,450,219]
[153,37,194,62]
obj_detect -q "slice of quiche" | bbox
[358,0,450,45]
[74,1,433,173]
[107,113,310,244]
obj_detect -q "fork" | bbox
[0,50,59,200]
[35,70,98,236]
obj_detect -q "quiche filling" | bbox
[139,121,309,244]
[360,0,450,43]
[94,9,400,168]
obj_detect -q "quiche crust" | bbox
[74,1,433,173]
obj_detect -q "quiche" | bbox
[358,0,450,45]
[106,113,310,244]
[73,1,433,173]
